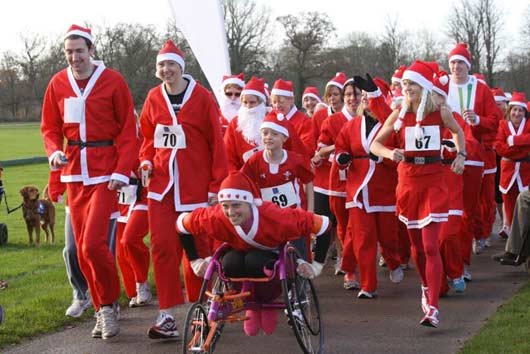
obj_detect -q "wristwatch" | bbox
[457,151,467,158]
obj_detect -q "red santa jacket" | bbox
[41,62,136,185]
[139,76,228,211]
[318,107,354,196]
[495,118,530,193]
[177,202,329,252]
[283,105,316,157]
[311,107,333,194]
[335,115,397,212]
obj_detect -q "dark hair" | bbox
[344,80,360,99]
[64,35,93,49]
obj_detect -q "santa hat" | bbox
[260,111,289,137]
[271,79,294,97]
[241,77,266,102]
[222,73,245,91]
[326,72,347,90]
[491,87,508,103]
[474,73,487,86]
[373,77,391,98]
[391,89,404,109]
[391,65,407,83]
[448,43,471,68]
[64,24,93,44]
[432,70,450,98]
[395,60,435,139]
[509,92,527,109]
[302,86,322,103]
[218,171,262,206]
[156,40,185,70]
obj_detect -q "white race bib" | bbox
[404,125,441,152]
[260,182,299,208]
[117,185,137,205]
[154,124,186,149]
[242,147,261,162]
[64,97,85,123]
[339,169,347,181]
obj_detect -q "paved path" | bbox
[2,235,528,354]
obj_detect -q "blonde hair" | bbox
[403,87,437,118]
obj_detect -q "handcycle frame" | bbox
[183,241,324,354]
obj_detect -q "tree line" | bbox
[1,0,528,122]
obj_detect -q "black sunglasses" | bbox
[225,92,241,98]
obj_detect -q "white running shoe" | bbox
[91,311,103,338]
[334,256,345,275]
[420,306,439,328]
[65,298,91,318]
[379,256,387,267]
[357,289,377,299]
[472,239,484,255]
[100,305,120,339]
[389,267,404,283]
[129,282,152,308]
[463,265,472,282]
[148,312,179,339]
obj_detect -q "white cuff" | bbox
[315,216,330,236]
[140,160,153,168]
[49,150,63,170]
[507,135,514,147]
[110,173,129,184]
[366,88,382,98]
[176,212,191,234]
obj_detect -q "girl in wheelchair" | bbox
[176,171,331,336]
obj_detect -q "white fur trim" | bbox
[110,173,129,185]
[315,216,330,236]
[509,101,527,109]
[507,135,514,147]
[176,212,191,234]
[326,81,344,90]
[156,53,185,70]
[271,88,294,97]
[302,92,322,102]
[260,121,289,137]
[432,86,447,98]
[222,77,245,89]
[64,29,93,43]
[402,70,433,91]
[366,88,382,98]
[218,188,254,204]
[449,54,471,69]
[241,89,265,102]
[494,95,507,102]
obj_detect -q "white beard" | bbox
[237,103,266,145]
[220,97,241,122]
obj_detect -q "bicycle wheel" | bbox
[183,303,211,354]
[282,249,324,354]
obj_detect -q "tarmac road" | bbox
[2,233,528,354]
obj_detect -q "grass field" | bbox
[0,123,46,161]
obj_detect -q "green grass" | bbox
[458,281,530,354]
[0,123,46,161]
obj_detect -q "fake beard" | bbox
[220,97,241,122]
[237,103,266,145]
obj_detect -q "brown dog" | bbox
[19,185,56,246]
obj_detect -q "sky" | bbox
[0,0,528,55]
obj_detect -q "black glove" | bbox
[353,73,378,92]
[336,152,352,165]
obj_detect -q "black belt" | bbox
[352,153,379,162]
[128,177,143,202]
[502,157,530,163]
[403,156,441,165]
[67,140,114,149]
[129,177,140,185]
[442,159,454,165]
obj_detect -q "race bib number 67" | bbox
[404,125,441,152]
[154,124,186,149]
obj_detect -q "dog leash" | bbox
[0,182,22,214]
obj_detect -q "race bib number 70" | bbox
[154,124,186,149]
[404,125,441,152]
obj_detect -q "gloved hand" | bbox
[190,257,212,277]
[296,259,324,279]
[353,73,378,92]
[336,152,352,165]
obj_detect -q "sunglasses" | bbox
[225,92,241,98]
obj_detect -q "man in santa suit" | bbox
[41,24,136,339]
[219,73,245,134]
[139,39,228,339]
[271,79,316,157]
[447,43,501,269]
[224,77,310,171]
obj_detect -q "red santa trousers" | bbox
[408,222,443,309]
[116,210,150,298]
[148,192,208,309]
[478,172,496,239]
[461,165,483,265]
[330,195,357,271]
[439,215,463,280]
[348,207,400,292]
[502,185,520,228]
[67,182,120,310]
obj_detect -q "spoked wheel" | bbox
[282,248,324,354]
[183,303,211,354]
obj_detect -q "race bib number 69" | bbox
[154,124,186,149]
[404,125,441,152]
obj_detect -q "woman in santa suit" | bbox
[370,61,465,327]
[334,84,403,299]
[495,92,530,233]
[139,40,228,339]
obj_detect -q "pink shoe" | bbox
[420,306,439,328]
[243,310,261,336]
[260,309,278,335]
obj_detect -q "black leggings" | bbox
[222,249,278,278]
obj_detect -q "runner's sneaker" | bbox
[400,263,409,270]
[357,289,377,299]
[472,239,483,255]
[379,256,387,268]
[343,273,360,290]
[66,298,91,318]
[334,256,345,275]
[129,282,152,308]
[451,276,466,293]
[421,286,429,314]
[389,267,404,283]
[148,312,179,339]
[100,305,120,339]
[420,306,439,328]
[91,311,102,338]
[498,225,509,239]
[463,265,472,281]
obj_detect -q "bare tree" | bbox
[0,52,23,120]
[223,0,273,76]
[277,12,335,101]
[379,15,408,79]
[479,0,503,85]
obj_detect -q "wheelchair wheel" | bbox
[282,248,324,354]
[183,303,211,354]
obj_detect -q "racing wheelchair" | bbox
[182,242,324,354]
